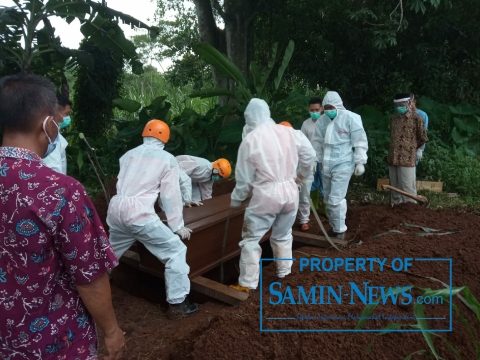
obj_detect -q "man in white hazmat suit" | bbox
[279,121,316,230]
[176,155,232,205]
[312,91,368,239]
[107,119,199,319]
[230,99,316,293]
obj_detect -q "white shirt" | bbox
[42,133,68,174]
[301,118,317,143]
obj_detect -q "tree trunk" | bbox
[193,0,229,104]
[223,0,255,78]
[193,0,257,103]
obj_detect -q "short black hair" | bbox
[56,93,72,108]
[0,74,57,133]
[309,97,322,106]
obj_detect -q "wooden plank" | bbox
[191,276,249,306]
[376,178,390,191]
[377,178,443,193]
[292,231,347,248]
[417,180,443,193]
[120,252,248,306]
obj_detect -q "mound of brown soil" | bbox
[173,204,480,359]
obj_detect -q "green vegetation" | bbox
[1,0,479,207]
[356,286,480,359]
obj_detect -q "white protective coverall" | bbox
[179,169,193,205]
[233,99,316,289]
[107,137,190,304]
[176,155,214,202]
[42,133,68,174]
[297,118,317,224]
[312,91,368,233]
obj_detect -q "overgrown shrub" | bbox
[418,140,480,197]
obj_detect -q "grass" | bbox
[347,182,480,213]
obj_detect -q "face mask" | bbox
[212,175,222,182]
[396,107,408,115]
[59,116,71,129]
[310,112,321,120]
[324,110,337,119]
[42,116,59,158]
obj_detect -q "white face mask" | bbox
[42,116,59,158]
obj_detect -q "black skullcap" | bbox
[394,93,411,100]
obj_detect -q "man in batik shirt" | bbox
[388,93,428,205]
[0,74,125,359]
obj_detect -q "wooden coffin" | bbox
[137,193,271,279]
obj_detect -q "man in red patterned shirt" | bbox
[0,74,124,359]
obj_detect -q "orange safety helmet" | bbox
[279,121,293,128]
[212,158,232,179]
[142,119,170,143]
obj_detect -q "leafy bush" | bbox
[418,142,480,197]
[114,66,217,121]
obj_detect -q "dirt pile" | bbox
[172,204,480,360]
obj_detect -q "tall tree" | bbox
[72,21,125,137]
[253,0,480,107]
[157,0,263,97]
[0,0,158,92]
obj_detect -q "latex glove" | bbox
[354,164,365,176]
[295,174,306,191]
[185,201,203,208]
[312,163,317,174]
[175,227,193,240]
[230,199,242,208]
[416,149,423,162]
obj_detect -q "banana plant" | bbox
[0,0,159,74]
[112,95,228,160]
[190,40,295,105]
[189,40,306,148]
[418,96,480,155]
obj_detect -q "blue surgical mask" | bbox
[42,116,59,158]
[310,112,321,120]
[59,116,71,129]
[324,110,337,119]
[396,107,408,115]
[212,175,222,182]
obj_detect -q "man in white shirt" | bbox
[298,97,325,231]
[42,93,71,174]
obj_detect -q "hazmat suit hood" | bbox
[242,98,275,138]
[322,91,346,112]
[143,136,165,149]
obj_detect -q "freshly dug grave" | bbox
[91,180,480,359]
[170,203,480,360]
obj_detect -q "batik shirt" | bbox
[0,147,118,360]
[388,112,428,167]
